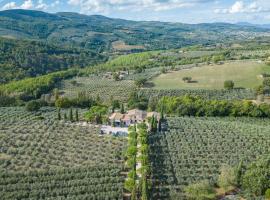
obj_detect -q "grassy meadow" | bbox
[151,60,270,89]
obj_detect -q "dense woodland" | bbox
[0,37,106,83]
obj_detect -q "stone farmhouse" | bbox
[109,109,160,127]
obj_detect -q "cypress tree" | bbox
[121,103,125,114]
[75,109,79,121]
[57,108,61,120]
[158,119,162,132]
[150,116,156,132]
[69,108,73,122]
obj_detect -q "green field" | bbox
[151,60,270,89]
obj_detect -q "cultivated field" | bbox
[149,117,270,199]
[139,88,256,100]
[59,76,136,103]
[151,60,270,89]
[0,107,127,199]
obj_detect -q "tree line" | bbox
[156,95,270,118]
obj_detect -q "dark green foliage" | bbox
[75,109,79,121]
[135,77,147,88]
[224,80,235,90]
[157,95,270,117]
[84,105,108,124]
[55,96,96,109]
[0,69,78,99]
[25,100,41,112]
[113,72,120,81]
[55,97,72,108]
[111,99,120,112]
[0,37,105,83]
[125,126,137,195]
[150,116,158,133]
[183,77,192,83]
[0,9,268,55]
[57,108,61,120]
[242,157,270,196]
[0,91,18,106]
[120,104,125,114]
[69,108,73,121]
[128,92,148,110]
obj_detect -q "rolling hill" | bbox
[0,37,106,83]
[1,9,270,53]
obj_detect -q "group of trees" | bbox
[127,92,148,110]
[185,156,270,199]
[0,37,106,83]
[57,108,79,122]
[84,105,108,124]
[137,123,151,200]
[125,126,138,199]
[0,69,78,101]
[125,124,151,200]
[157,95,270,118]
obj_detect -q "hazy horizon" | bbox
[0,0,270,24]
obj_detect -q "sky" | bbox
[1,0,270,24]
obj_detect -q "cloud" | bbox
[51,0,60,8]
[1,0,51,11]
[215,1,269,14]
[68,0,212,14]
[20,0,34,9]
[2,1,17,10]
[36,0,49,10]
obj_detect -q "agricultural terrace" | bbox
[151,60,270,89]
[149,117,270,199]
[58,75,136,103]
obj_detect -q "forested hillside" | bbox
[0,9,270,53]
[0,37,106,83]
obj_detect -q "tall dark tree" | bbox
[69,108,73,122]
[121,104,125,114]
[57,108,61,120]
[75,109,79,121]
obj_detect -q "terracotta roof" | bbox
[109,113,124,121]
[127,109,147,121]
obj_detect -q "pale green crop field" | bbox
[151,60,270,89]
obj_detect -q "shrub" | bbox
[218,165,237,191]
[224,80,234,90]
[55,97,72,108]
[84,105,108,124]
[25,100,41,112]
[135,78,147,88]
[242,157,270,196]
[183,77,192,83]
[265,189,270,199]
[184,180,216,200]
